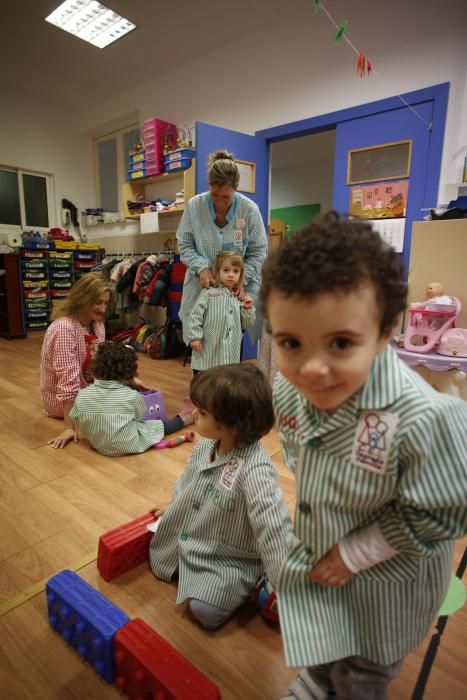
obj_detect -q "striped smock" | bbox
[70,380,163,456]
[149,438,295,610]
[188,284,255,370]
[273,345,467,667]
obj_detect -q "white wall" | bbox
[0,90,95,243]
[2,0,466,243]
[270,131,336,211]
[77,1,467,204]
[270,162,334,211]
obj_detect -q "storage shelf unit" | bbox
[0,253,26,338]
[122,162,195,223]
[21,249,50,330]
[19,248,101,330]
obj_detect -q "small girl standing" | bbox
[149,364,295,631]
[70,342,194,457]
[188,251,255,371]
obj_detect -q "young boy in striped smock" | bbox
[149,364,295,631]
[70,342,194,457]
[260,212,467,700]
[188,251,255,372]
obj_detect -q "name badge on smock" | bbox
[351,410,398,474]
[220,457,243,490]
[233,229,243,247]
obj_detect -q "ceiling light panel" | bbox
[45,0,136,49]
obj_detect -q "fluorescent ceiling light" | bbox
[45,0,136,49]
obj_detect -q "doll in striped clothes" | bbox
[70,342,194,456]
[188,251,255,372]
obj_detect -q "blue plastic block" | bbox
[46,569,130,683]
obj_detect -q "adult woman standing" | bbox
[177,150,267,345]
[40,272,111,449]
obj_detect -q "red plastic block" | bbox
[114,618,221,700]
[97,513,157,582]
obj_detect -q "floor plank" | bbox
[0,332,465,699]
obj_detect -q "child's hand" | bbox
[308,544,353,587]
[130,376,150,391]
[48,428,79,449]
[190,340,202,353]
[242,294,253,310]
[233,285,245,300]
[150,503,170,517]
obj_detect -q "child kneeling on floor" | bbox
[149,363,295,630]
[70,341,194,456]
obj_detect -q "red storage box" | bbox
[97,513,157,582]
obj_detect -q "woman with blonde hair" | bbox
[40,272,111,448]
[177,150,267,347]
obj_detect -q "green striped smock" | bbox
[149,437,295,610]
[273,345,467,667]
[188,285,256,370]
[70,380,163,456]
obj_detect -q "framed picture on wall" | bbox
[347,140,412,185]
[235,159,256,193]
[349,180,409,219]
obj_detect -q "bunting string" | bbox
[317,2,432,130]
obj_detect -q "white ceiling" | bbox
[0,0,297,111]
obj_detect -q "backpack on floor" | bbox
[146,321,184,360]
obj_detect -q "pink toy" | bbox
[437,328,467,357]
[155,431,195,450]
[141,389,167,422]
[404,296,461,353]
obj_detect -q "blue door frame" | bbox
[256,83,449,274]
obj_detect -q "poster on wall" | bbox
[349,180,409,219]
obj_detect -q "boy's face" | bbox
[219,260,241,289]
[193,406,235,445]
[267,284,391,413]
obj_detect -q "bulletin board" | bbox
[349,180,409,219]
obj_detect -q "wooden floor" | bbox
[0,332,465,699]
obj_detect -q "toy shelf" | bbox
[122,161,195,220]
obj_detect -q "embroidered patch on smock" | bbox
[236,218,246,230]
[220,457,243,490]
[351,410,398,474]
[233,229,243,246]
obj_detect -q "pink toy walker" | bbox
[404,296,461,353]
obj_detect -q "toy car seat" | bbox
[403,296,461,353]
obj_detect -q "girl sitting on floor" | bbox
[70,342,194,457]
[149,363,295,630]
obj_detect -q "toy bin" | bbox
[128,151,146,164]
[165,148,196,162]
[127,169,147,180]
[141,389,167,422]
[128,160,147,172]
[164,157,192,173]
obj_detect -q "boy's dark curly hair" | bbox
[90,341,138,382]
[190,364,274,446]
[260,211,407,335]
